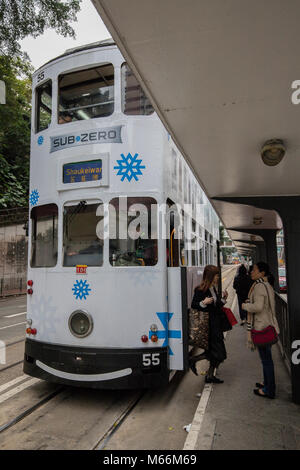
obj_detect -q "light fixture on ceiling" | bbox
[253,217,263,225]
[261,139,285,166]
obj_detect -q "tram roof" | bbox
[92,0,300,254]
[36,38,115,71]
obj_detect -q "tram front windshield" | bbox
[58,64,114,123]
[109,197,158,266]
[63,202,103,267]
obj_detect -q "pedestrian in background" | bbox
[242,261,280,399]
[233,265,253,325]
[191,265,228,383]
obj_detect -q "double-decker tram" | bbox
[24,40,221,389]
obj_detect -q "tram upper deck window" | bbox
[121,63,154,115]
[63,201,103,267]
[58,64,114,123]
[109,197,158,266]
[36,80,52,133]
[31,204,58,267]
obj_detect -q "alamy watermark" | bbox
[94,200,207,249]
[291,340,300,365]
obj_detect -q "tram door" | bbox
[167,210,189,371]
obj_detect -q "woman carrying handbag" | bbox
[190,265,229,383]
[242,262,280,399]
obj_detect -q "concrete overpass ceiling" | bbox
[234,242,256,249]
[227,230,264,243]
[212,200,282,230]
[92,0,299,229]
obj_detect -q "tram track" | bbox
[92,390,146,450]
[0,360,23,374]
[0,385,64,435]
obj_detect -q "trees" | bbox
[0,55,32,208]
[0,0,82,209]
[0,0,81,57]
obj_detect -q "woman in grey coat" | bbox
[242,261,280,399]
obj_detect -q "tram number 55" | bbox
[142,353,160,366]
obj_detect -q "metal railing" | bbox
[275,292,290,372]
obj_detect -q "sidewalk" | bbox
[192,300,300,450]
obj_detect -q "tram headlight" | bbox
[68,310,93,338]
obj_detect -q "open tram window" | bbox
[121,63,154,115]
[36,80,52,133]
[63,201,103,267]
[58,64,114,123]
[30,204,58,267]
[109,197,158,267]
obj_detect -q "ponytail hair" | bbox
[256,261,274,286]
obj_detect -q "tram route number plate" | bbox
[63,159,102,184]
[142,353,160,366]
[76,265,87,275]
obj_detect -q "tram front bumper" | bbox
[24,338,169,389]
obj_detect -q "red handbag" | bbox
[250,282,278,346]
[251,326,278,346]
[222,307,238,326]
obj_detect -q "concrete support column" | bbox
[261,230,280,292]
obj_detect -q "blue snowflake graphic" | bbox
[114,153,146,182]
[72,280,91,300]
[29,189,39,206]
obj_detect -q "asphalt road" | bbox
[0,295,27,345]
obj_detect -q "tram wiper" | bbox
[68,200,87,223]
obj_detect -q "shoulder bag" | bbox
[188,308,209,350]
[250,283,278,347]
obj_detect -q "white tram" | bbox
[24,40,220,389]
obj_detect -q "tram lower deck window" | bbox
[63,202,103,267]
[58,64,114,123]
[31,204,58,268]
[109,197,158,266]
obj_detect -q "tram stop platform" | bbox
[186,301,300,451]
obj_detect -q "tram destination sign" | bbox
[63,159,102,184]
[50,125,122,153]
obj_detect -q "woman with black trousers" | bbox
[190,265,228,383]
[233,265,253,325]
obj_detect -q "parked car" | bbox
[278,267,287,293]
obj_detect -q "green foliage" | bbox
[0,0,82,57]
[0,0,82,209]
[0,55,32,208]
